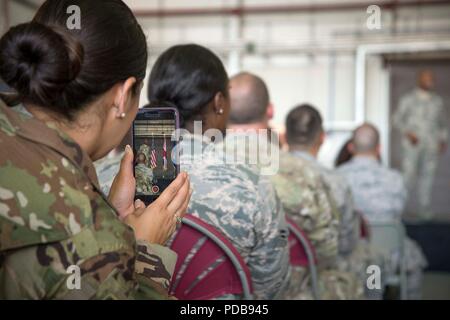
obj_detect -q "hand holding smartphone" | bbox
[132,105,180,205]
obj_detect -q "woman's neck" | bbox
[24,103,100,159]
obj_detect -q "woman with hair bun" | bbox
[0,0,191,299]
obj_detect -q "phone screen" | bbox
[133,108,179,204]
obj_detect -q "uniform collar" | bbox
[290,150,317,163]
[0,101,100,190]
[351,155,379,166]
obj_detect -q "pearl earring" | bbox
[218,109,224,115]
[119,112,126,119]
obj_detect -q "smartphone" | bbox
[132,106,180,205]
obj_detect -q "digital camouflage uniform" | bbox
[338,156,428,299]
[0,101,177,299]
[291,151,385,299]
[223,132,363,300]
[96,133,291,300]
[393,89,448,216]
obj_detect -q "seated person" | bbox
[225,72,363,299]
[96,45,290,300]
[0,0,191,299]
[285,104,384,299]
[337,123,428,299]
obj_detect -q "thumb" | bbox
[118,145,134,179]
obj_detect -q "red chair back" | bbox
[168,214,253,300]
[358,210,371,239]
[286,217,317,266]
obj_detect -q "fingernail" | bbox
[125,145,132,153]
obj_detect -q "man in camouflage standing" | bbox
[226,72,363,299]
[393,70,448,219]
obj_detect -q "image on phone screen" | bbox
[133,109,178,203]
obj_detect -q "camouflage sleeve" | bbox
[437,97,448,143]
[337,188,359,257]
[250,176,290,300]
[292,176,339,268]
[0,232,176,300]
[393,94,410,134]
[134,241,177,299]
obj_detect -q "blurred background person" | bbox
[338,123,428,299]
[285,104,384,299]
[227,72,363,299]
[393,70,448,220]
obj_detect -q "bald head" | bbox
[229,72,270,124]
[417,70,434,91]
[352,123,380,154]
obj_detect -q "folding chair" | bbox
[286,217,320,300]
[369,221,408,300]
[168,214,253,300]
[358,210,371,240]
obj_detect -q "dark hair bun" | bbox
[0,22,83,106]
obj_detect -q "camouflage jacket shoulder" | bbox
[337,156,407,222]
[290,151,359,256]
[270,150,340,267]
[0,101,176,299]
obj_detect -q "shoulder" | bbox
[0,137,98,250]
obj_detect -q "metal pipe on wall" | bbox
[133,0,450,18]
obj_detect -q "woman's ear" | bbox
[213,91,226,115]
[114,77,138,118]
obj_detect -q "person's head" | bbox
[137,153,146,164]
[0,0,147,160]
[147,44,230,134]
[228,72,273,128]
[348,123,380,158]
[417,70,434,91]
[285,104,325,155]
[334,139,353,167]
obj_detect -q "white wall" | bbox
[5,0,450,164]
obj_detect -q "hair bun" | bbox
[0,22,84,106]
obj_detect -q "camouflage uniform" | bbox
[0,101,177,299]
[338,156,428,299]
[135,163,153,194]
[393,89,448,216]
[223,132,363,300]
[290,151,359,256]
[96,133,291,300]
[290,151,385,299]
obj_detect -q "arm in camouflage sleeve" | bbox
[437,97,448,143]
[0,230,176,299]
[392,94,410,135]
[290,175,339,269]
[249,176,290,300]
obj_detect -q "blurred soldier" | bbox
[393,70,448,219]
[135,153,153,194]
[285,105,386,299]
[338,123,428,299]
[226,72,363,299]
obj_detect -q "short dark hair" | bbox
[0,0,147,121]
[147,44,228,127]
[228,72,269,124]
[286,103,323,147]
